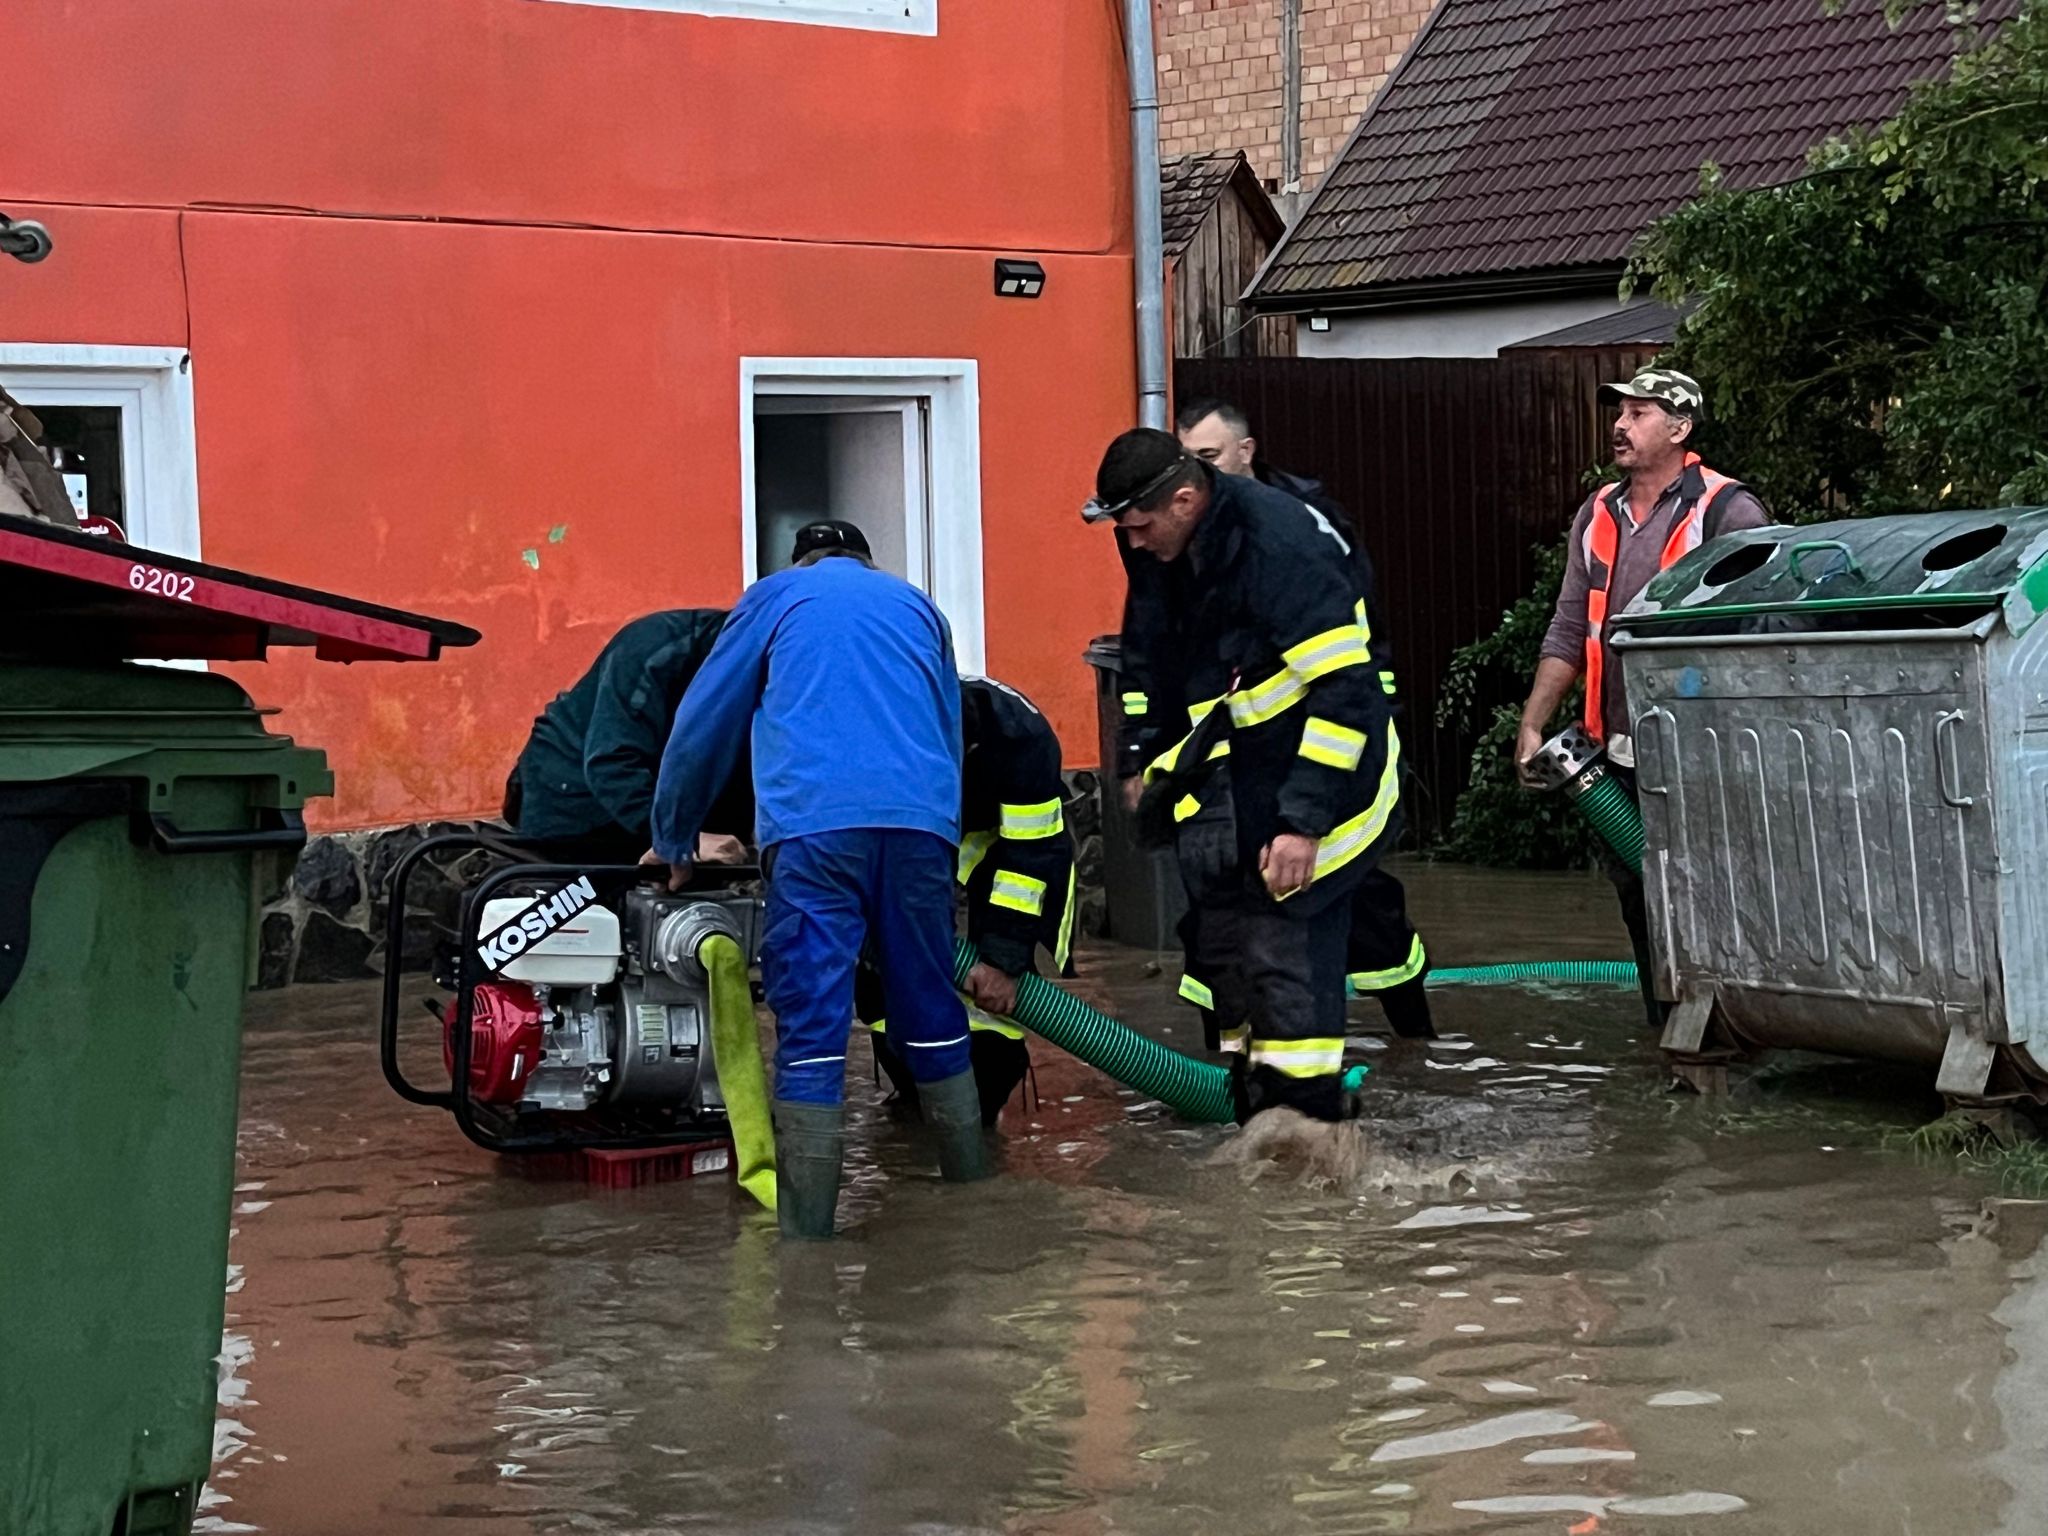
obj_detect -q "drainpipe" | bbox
[1280,0,1303,222]
[1124,0,1168,430]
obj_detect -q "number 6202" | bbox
[128,563,195,601]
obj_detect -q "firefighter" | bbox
[1088,428,1398,1123]
[867,673,1077,1127]
[1175,398,1433,1039]
[649,527,986,1240]
[1514,369,1769,1030]
[504,608,751,867]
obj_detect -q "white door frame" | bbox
[740,357,983,673]
[0,343,201,559]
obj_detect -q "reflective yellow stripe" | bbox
[1227,666,1307,728]
[966,1003,1026,1040]
[1054,866,1076,971]
[1146,730,1228,782]
[990,871,1047,916]
[999,798,1065,840]
[1301,721,1402,888]
[1283,623,1373,684]
[1354,598,1372,646]
[1349,933,1427,991]
[1217,1023,1249,1055]
[957,829,995,884]
[1298,715,1368,771]
[1379,671,1398,695]
[1249,1037,1345,1077]
[1121,690,1149,716]
[1177,973,1214,1009]
[1173,794,1202,823]
[1186,694,1223,727]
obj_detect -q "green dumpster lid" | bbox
[1616,508,2048,633]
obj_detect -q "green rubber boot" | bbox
[772,1100,845,1240]
[921,1070,994,1183]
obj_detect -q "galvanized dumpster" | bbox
[1611,508,2048,1100]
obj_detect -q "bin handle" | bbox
[1935,710,1976,809]
[145,807,308,856]
[1787,540,1866,584]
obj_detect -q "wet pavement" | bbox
[207,862,2048,1535]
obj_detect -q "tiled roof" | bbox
[1503,296,1692,348]
[1250,0,2010,304]
[1161,151,1251,257]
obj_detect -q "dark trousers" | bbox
[1175,792,1354,1121]
[1603,766,1667,1033]
[1346,866,1433,1038]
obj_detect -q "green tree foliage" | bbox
[1632,0,2048,517]
[1437,0,2047,866]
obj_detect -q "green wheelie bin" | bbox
[0,661,330,1536]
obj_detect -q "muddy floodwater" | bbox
[206,864,2048,1535]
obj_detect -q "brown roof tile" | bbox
[1250,0,2011,304]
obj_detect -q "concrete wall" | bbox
[1295,294,1625,359]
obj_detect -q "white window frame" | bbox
[0,343,201,560]
[539,0,935,35]
[740,357,983,673]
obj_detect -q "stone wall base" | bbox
[257,772,1109,989]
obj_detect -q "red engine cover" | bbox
[446,982,544,1105]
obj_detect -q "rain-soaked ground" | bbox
[206,862,2048,1536]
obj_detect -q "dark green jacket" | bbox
[510,610,749,845]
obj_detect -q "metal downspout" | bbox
[1124,0,1168,430]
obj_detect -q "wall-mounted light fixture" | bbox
[1307,314,1331,333]
[994,259,1046,298]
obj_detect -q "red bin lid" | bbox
[0,518,479,663]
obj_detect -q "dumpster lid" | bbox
[0,517,480,662]
[1617,508,2048,634]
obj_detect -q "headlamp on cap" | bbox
[1080,455,1195,525]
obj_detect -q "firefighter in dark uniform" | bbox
[869,673,1077,1127]
[1175,399,1433,1038]
[1090,428,1397,1123]
[504,608,752,865]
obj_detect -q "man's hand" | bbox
[1515,720,1547,790]
[1260,833,1319,899]
[964,961,1019,1018]
[696,832,748,865]
[640,847,694,891]
[1121,775,1144,815]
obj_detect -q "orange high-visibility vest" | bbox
[1582,453,1740,742]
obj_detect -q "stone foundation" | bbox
[257,776,1110,989]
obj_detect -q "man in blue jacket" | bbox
[649,531,987,1239]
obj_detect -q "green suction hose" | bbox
[1426,960,1638,988]
[951,938,1240,1124]
[1525,723,1647,875]
[703,933,777,1212]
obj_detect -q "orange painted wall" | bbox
[0,2,1139,829]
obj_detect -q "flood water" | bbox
[207,863,2048,1535]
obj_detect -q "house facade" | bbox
[1,0,1140,831]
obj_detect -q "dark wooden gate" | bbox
[1175,349,1656,842]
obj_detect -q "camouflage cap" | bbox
[1598,368,1704,417]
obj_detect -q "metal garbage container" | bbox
[0,518,475,1536]
[1611,508,2048,1100]
[1083,636,1187,952]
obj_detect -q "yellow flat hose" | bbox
[701,934,777,1212]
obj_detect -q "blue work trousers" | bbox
[763,828,970,1105]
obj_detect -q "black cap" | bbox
[1085,428,1195,523]
[790,520,872,563]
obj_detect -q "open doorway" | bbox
[741,359,983,673]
